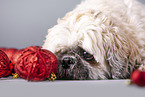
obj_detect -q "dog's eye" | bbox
[83,51,95,61]
[73,47,95,62]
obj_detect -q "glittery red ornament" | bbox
[0,48,18,76]
[0,47,6,51]
[5,48,18,61]
[11,49,23,64]
[131,69,145,86]
[0,50,13,78]
[14,46,58,81]
[0,48,18,62]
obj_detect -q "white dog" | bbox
[43,0,145,80]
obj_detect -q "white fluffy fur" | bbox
[43,0,145,79]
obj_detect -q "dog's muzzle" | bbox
[61,56,75,69]
[56,47,97,80]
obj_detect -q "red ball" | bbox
[0,50,13,78]
[11,49,23,64]
[14,46,58,81]
[0,48,17,76]
[131,69,145,86]
[5,48,18,61]
[0,48,18,62]
[0,47,6,51]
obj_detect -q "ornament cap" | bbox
[12,73,19,78]
[48,72,57,81]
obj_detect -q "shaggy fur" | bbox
[43,0,145,80]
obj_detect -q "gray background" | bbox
[0,0,145,49]
[0,0,82,49]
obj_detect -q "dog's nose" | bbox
[61,57,75,69]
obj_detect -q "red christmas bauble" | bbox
[14,46,58,81]
[7,48,17,62]
[0,50,13,78]
[131,69,145,86]
[0,48,17,76]
[0,48,18,62]
[5,48,18,61]
[11,49,23,64]
[0,47,6,51]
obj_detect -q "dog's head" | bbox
[43,10,140,80]
[55,46,108,80]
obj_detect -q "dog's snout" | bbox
[61,57,75,69]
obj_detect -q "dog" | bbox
[43,0,145,80]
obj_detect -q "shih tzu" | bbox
[43,0,145,80]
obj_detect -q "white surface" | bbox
[0,78,145,97]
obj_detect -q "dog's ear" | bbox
[103,18,141,79]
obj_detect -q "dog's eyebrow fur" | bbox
[72,47,97,63]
